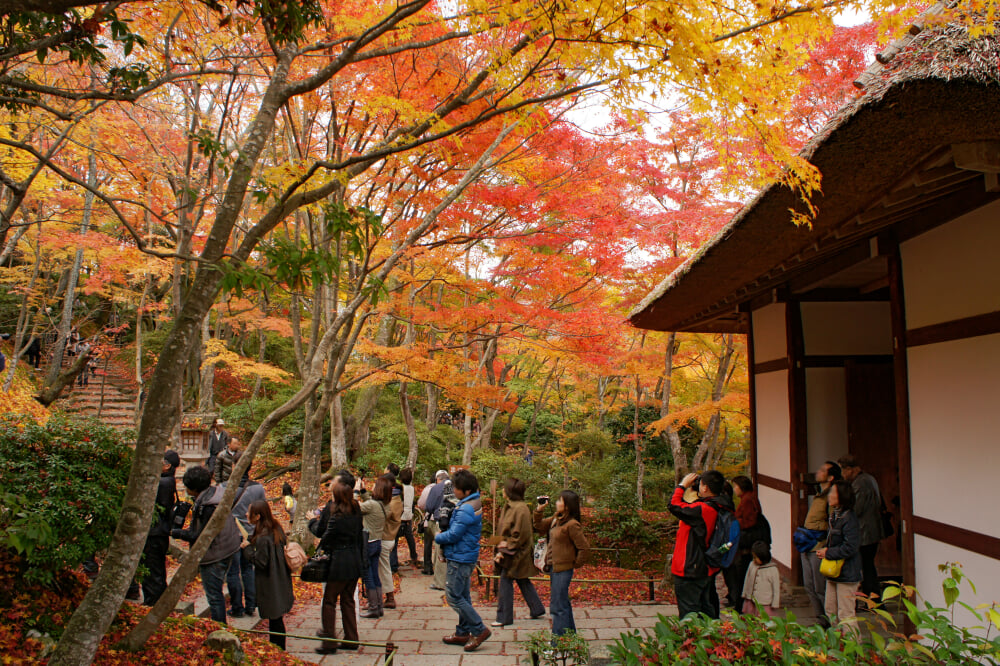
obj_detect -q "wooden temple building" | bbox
[630,16,1000,620]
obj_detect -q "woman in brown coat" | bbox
[533,490,590,636]
[492,478,546,627]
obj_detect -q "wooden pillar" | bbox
[747,322,758,483]
[885,239,916,593]
[785,300,809,584]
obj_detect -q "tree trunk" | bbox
[44,151,95,388]
[424,382,440,431]
[462,402,474,465]
[344,383,382,458]
[34,351,92,405]
[476,407,501,449]
[196,314,215,412]
[690,335,736,472]
[293,396,325,541]
[330,390,347,467]
[3,238,42,391]
[401,381,419,469]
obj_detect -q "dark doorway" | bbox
[845,359,901,579]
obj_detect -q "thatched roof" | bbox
[630,11,1000,333]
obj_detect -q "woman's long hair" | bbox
[558,490,582,524]
[332,478,360,515]
[248,500,287,546]
[371,474,394,504]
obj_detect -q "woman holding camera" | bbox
[492,478,546,627]
[533,490,590,636]
[356,475,390,618]
[816,479,862,637]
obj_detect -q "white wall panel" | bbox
[805,368,848,470]
[758,485,792,570]
[908,334,1000,537]
[753,303,787,363]
[914,535,1000,635]
[801,302,892,356]
[901,199,1000,329]
[755,370,790,482]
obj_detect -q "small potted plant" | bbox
[524,629,590,666]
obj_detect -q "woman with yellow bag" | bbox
[815,480,862,637]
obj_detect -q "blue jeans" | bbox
[201,555,234,623]
[445,560,485,636]
[550,569,576,636]
[362,540,382,593]
[226,547,256,613]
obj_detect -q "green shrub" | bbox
[469,448,562,502]
[611,563,1000,665]
[524,629,590,665]
[360,413,462,481]
[0,415,133,586]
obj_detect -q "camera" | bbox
[537,495,549,506]
[172,500,192,529]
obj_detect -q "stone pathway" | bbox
[276,566,680,666]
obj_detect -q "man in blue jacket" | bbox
[434,469,490,651]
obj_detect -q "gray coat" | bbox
[852,471,883,546]
[246,532,294,619]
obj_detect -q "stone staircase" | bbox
[62,359,139,430]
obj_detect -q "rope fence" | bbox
[238,629,398,664]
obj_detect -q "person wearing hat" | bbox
[206,418,230,473]
[138,450,182,605]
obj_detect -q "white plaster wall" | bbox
[914,535,1000,634]
[759,485,793,570]
[901,198,1000,329]
[908,334,1000,536]
[753,303,787,362]
[755,370,790,482]
[805,368,848,470]
[800,302,893,356]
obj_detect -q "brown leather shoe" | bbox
[384,592,396,609]
[442,633,471,645]
[464,627,492,651]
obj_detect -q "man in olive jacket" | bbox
[172,465,243,623]
[838,455,884,602]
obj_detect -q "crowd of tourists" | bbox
[671,456,886,638]
[128,417,884,654]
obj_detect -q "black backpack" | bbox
[705,503,741,569]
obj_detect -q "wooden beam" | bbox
[753,358,789,374]
[912,516,1000,561]
[786,301,809,585]
[952,141,1000,173]
[802,354,894,368]
[757,473,792,494]
[748,326,759,484]
[906,310,1000,348]
[887,242,917,601]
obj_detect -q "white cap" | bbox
[435,469,448,480]
[216,419,225,425]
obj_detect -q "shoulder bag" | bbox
[300,549,331,583]
[819,557,844,579]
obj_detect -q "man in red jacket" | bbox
[669,470,725,618]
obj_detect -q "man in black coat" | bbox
[141,450,181,605]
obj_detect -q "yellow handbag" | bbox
[819,557,844,578]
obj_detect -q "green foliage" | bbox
[589,468,659,547]
[469,448,562,502]
[0,416,133,587]
[220,384,306,451]
[611,564,1000,665]
[523,630,590,666]
[360,411,460,481]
